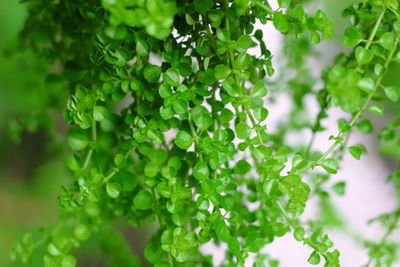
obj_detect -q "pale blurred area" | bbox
[204,1,400,266]
[257,1,400,266]
[0,0,399,267]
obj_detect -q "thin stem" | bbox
[253,1,273,13]
[104,169,117,183]
[305,130,316,159]
[301,6,386,166]
[152,189,174,266]
[365,7,386,50]
[276,201,294,227]
[300,25,400,174]
[188,113,204,161]
[244,106,264,144]
[226,29,264,144]
[276,200,329,260]
[168,252,175,267]
[249,142,326,260]
[103,145,135,183]
[92,117,97,142]
[365,210,400,267]
[81,149,93,170]
[305,107,327,159]
[81,116,97,171]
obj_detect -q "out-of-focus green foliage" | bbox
[0,1,64,266]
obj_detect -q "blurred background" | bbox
[0,0,399,266]
[0,0,71,266]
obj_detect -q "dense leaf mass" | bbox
[10,0,400,267]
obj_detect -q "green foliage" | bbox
[8,0,400,267]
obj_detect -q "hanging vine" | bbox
[10,0,400,266]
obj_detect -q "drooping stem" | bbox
[300,8,397,173]
[364,210,400,267]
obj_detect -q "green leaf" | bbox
[378,32,395,50]
[175,130,193,149]
[216,28,231,42]
[121,80,130,93]
[310,30,321,45]
[197,69,216,85]
[235,53,251,69]
[168,156,182,170]
[193,161,209,180]
[251,83,268,98]
[208,9,224,27]
[357,77,375,94]
[338,119,350,133]
[149,149,168,165]
[144,242,164,264]
[106,182,121,198]
[355,47,373,65]
[342,27,362,46]
[163,68,180,87]
[134,190,154,210]
[357,119,373,134]
[272,222,288,237]
[253,107,269,122]
[307,251,321,265]
[321,158,339,174]
[227,236,241,258]
[193,0,213,13]
[273,12,289,33]
[222,78,240,97]
[220,108,234,123]
[68,130,89,151]
[327,67,362,113]
[144,65,162,83]
[278,0,291,8]
[368,104,384,116]
[292,153,307,169]
[332,181,346,196]
[118,170,139,191]
[173,99,188,114]
[144,161,159,177]
[197,197,209,210]
[147,129,164,144]
[315,10,334,40]
[383,86,399,102]
[174,250,190,263]
[191,106,212,131]
[114,153,125,167]
[136,38,149,56]
[159,84,173,98]
[130,80,141,91]
[215,220,231,242]
[235,122,251,139]
[214,64,231,80]
[185,13,196,25]
[388,0,399,9]
[348,145,365,160]
[74,224,91,241]
[252,145,272,160]
[236,35,256,51]
[395,21,400,34]
[67,154,82,171]
[394,52,400,63]
[234,160,251,175]
[293,227,305,241]
[61,255,77,267]
[93,106,108,121]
